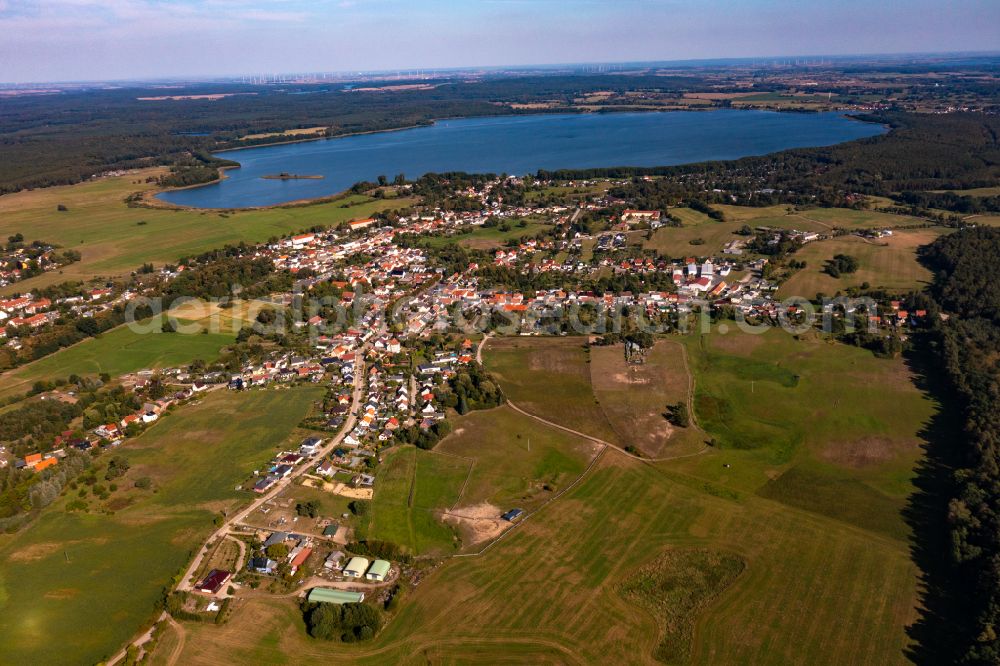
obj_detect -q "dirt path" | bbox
[475,332,492,364]
[505,400,708,463]
[176,339,374,592]
[665,338,706,437]
[164,615,187,666]
[225,534,247,572]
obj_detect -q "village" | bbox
[2,173,925,479]
[0,172,935,633]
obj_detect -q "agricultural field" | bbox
[788,207,925,230]
[0,169,414,295]
[588,341,706,458]
[152,452,919,665]
[362,445,464,555]
[932,186,1000,196]
[969,214,1000,227]
[143,333,930,665]
[643,215,825,258]
[365,406,601,554]
[0,312,236,401]
[435,405,599,545]
[485,336,622,445]
[776,228,942,298]
[671,329,936,540]
[0,387,322,665]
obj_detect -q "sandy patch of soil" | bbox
[440,502,510,547]
[331,483,373,500]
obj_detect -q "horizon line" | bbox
[2,49,999,88]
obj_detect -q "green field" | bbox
[789,207,924,230]
[643,215,827,258]
[367,406,600,554]
[0,387,322,665]
[0,170,414,294]
[485,336,623,445]
[437,405,597,511]
[776,228,942,298]
[364,446,464,556]
[144,332,930,665]
[0,321,235,400]
[932,186,1000,196]
[673,329,935,538]
[155,452,918,665]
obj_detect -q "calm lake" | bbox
[157,111,885,208]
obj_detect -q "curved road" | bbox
[177,345,370,592]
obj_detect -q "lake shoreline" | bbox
[156,109,886,210]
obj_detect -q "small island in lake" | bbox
[261,172,324,180]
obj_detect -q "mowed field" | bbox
[486,336,623,445]
[421,220,553,250]
[156,452,918,665]
[776,228,942,298]
[643,205,925,259]
[589,341,705,457]
[672,329,936,540]
[0,387,322,665]
[366,407,599,554]
[0,169,414,294]
[146,333,928,664]
[363,445,466,556]
[0,311,237,400]
[643,211,827,258]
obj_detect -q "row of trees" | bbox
[918,227,1000,663]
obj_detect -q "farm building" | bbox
[324,551,345,570]
[501,508,524,522]
[195,569,232,594]
[263,531,288,548]
[343,557,370,578]
[366,559,391,581]
[307,588,365,605]
[289,547,313,571]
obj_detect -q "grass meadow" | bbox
[436,405,598,512]
[0,387,321,665]
[485,336,623,445]
[141,330,929,664]
[588,341,706,457]
[776,228,942,298]
[364,446,464,555]
[156,453,918,665]
[673,329,935,540]
[0,308,238,400]
[0,327,234,401]
[642,205,926,259]
[420,220,553,250]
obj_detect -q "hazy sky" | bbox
[1,0,998,83]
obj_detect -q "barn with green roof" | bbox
[307,588,365,605]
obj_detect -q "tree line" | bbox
[916,226,1000,663]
